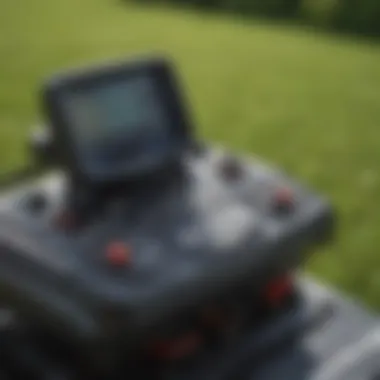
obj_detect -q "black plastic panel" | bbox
[0,148,334,351]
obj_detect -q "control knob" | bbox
[219,154,244,181]
[23,191,48,214]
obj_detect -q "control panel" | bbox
[0,149,333,354]
[0,57,334,363]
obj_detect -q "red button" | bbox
[105,242,132,268]
[274,187,294,210]
[265,275,294,306]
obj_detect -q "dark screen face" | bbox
[62,74,173,178]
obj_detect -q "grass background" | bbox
[0,0,380,310]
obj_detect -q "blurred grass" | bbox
[0,0,380,309]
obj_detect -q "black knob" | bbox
[219,155,244,181]
[24,191,48,214]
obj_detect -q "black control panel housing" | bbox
[0,149,334,353]
[0,57,335,360]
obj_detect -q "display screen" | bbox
[62,74,175,178]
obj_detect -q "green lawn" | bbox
[1,0,380,310]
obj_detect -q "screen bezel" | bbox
[42,57,193,186]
